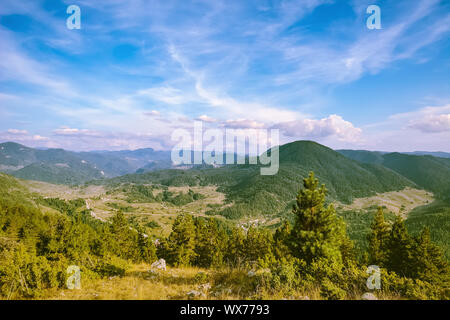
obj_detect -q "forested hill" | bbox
[97,141,415,218]
[338,150,450,199]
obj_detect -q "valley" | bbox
[20,177,437,244]
[1,140,449,300]
[7,139,449,251]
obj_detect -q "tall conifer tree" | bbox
[386,216,413,277]
[367,207,390,266]
[290,172,350,264]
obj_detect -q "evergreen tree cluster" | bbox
[0,195,156,298]
[157,214,275,269]
[368,208,449,284]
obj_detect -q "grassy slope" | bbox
[40,264,400,300]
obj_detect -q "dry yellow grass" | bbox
[39,264,401,300]
[23,180,106,200]
[41,264,236,300]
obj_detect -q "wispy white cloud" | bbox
[0,130,49,144]
[196,115,216,123]
[144,110,161,116]
[391,105,450,133]
[275,115,362,143]
[138,86,199,105]
[358,104,450,151]
[7,129,28,135]
[53,127,102,137]
[222,119,267,129]
[275,0,450,84]
[0,29,76,96]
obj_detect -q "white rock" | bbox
[361,292,378,300]
[187,290,205,298]
[151,258,166,271]
[198,283,211,291]
[247,270,256,277]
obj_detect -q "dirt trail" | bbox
[85,199,107,222]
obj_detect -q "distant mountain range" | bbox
[1,140,450,219]
[336,149,450,158]
[403,151,450,158]
[1,141,449,204]
[0,141,172,184]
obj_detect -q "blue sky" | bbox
[0,0,449,151]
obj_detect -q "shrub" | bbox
[194,272,209,284]
[320,279,346,300]
[94,255,129,278]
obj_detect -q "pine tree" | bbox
[274,220,292,260]
[194,218,228,268]
[290,172,350,264]
[410,227,449,283]
[367,207,390,266]
[164,213,196,266]
[109,210,139,261]
[244,227,275,267]
[386,216,414,277]
[225,227,246,267]
[110,210,129,239]
[136,225,157,263]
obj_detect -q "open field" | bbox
[23,180,106,199]
[337,188,433,218]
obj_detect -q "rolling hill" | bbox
[404,151,450,158]
[337,150,450,199]
[0,142,106,184]
[0,142,173,184]
[4,140,448,207]
[99,141,416,218]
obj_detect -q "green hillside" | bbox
[12,162,104,185]
[382,153,450,198]
[337,149,385,164]
[0,142,37,169]
[406,200,450,260]
[220,142,414,218]
[1,171,448,300]
[0,142,105,184]
[0,173,27,202]
[338,150,450,199]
